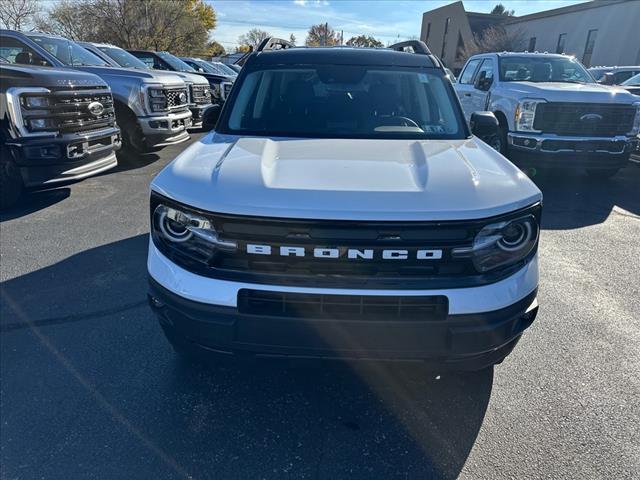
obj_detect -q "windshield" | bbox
[28,35,109,66]
[213,61,238,76]
[622,72,640,86]
[221,65,466,140]
[499,56,594,83]
[187,58,218,74]
[98,46,148,69]
[156,51,195,72]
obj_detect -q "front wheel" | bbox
[487,123,508,156]
[586,168,620,179]
[0,148,24,210]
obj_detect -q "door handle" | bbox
[464,93,471,97]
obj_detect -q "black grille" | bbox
[166,87,188,108]
[534,102,636,136]
[151,193,541,289]
[238,290,448,321]
[190,84,210,105]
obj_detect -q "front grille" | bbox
[534,102,636,136]
[238,290,448,321]
[151,193,541,289]
[190,84,210,105]
[21,88,116,134]
[165,87,189,109]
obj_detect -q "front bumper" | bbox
[508,133,636,169]
[148,243,539,368]
[188,104,212,129]
[7,126,121,187]
[139,109,192,148]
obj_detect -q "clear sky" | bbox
[208,0,588,49]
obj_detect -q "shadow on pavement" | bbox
[112,149,161,173]
[0,187,70,221]
[1,234,492,479]
[529,165,640,230]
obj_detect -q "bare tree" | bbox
[459,26,526,61]
[490,4,515,16]
[238,28,270,50]
[0,0,38,30]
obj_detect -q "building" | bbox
[420,0,640,72]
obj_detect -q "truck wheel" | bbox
[586,168,620,179]
[489,123,508,156]
[0,150,24,210]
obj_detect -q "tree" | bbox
[35,0,217,56]
[346,35,383,48]
[207,40,225,58]
[289,33,296,45]
[490,3,515,16]
[0,0,38,30]
[459,26,525,61]
[238,28,270,50]
[305,23,340,46]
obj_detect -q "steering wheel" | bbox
[377,116,421,128]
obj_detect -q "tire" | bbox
[487,122,508,156]
[115,106,153,154]
[0,147,24,210]
[586,168,620,179]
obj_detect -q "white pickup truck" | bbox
[455,52,640,177]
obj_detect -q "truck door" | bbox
[454,58,482,120]
[470,58,495,113]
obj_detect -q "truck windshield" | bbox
[622,72,640,86]
[221,65,466,140]
[213,62,238,76]
[98,46,148,69]
[156,52,196,72]
[28,35,109,67]
[499,56,594,83]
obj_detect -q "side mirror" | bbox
[202,104,221,131]
[470,111,499,139]
[474,71,493,91]
[599,72,615,85]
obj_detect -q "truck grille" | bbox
[533,102,636,136]
[165,87,189,109]
[190,84,211,105]
[151,194,541,289]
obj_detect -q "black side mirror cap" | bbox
[202,104,221,131]
[470,111,499,138]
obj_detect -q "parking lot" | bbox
[1,133,639,479]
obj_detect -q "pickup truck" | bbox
[128,50,234,107]
[80,42,213,129]
[146,39,542,371]
[455,52,640,177]
[0,30,193,153]
[0,61,120,208]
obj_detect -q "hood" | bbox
[0,64,108,88]
[172,71,210,86]
[75,66,184,86]
[152,135,541,221]
[504,81,637,103]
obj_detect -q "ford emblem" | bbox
[178,92,187,104]
[88,101,104,116]
[579,113,603,122]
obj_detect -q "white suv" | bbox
[455,52,640,177]
[147,40,542,370]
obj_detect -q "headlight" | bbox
[143,85,169,114]
[152,203,237,265]
[148,88,165,98]
[28,118,57,130]
[514,98,545,132]
[629,102,640,135]
[22,96,50,108]
[452,213,539,272]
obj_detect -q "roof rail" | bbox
[256,37,294,53]
[388,40,431,55]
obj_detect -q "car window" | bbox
[215,62,238,76]
[132,52,167,70]
[28,35,109,66]
[156,52,196,72]
[458,59,482,85]
[98,46,148,69]
[612,71,635,83]
[475,59,494,87]
[0,36,52,66]
[622,72,640,86]
[499,56,594,83]
[223,65,466,140]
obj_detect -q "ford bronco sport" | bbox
[147,39,542,370]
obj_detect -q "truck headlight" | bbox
[152,203,237,266]
[22,96,50,108]
[514,98,545,133]
[452,211,540,272]
[143,85,169,113]
[629,102,640,135]
[6,87,57,137]
[28,118,57,130]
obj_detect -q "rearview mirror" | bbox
[202,104,221,131]
[474,71,493,91]
[470,111,499,139]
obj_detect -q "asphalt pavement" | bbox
[1,134,639,479]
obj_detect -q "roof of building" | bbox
[505,0,632,24]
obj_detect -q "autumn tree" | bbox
[0,0,38,30]
[207,40,225,57]
[346,35,383,48]
[305,23,340,46]
[238,28,270,50]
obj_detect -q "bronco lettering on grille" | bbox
[246,244,443,260]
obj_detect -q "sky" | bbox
[208,0,588,49]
